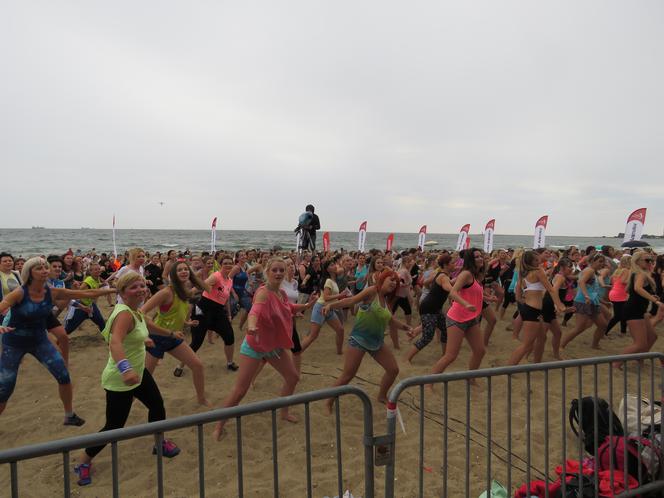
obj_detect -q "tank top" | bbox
[447,277,483,322]
[80,276,101,306]
[4,285,52,347]
[419,273,450,315]
[354,265,369,291]
[101,304,149,392]
[154,292,189,331]
[574,272,601,305]
[608,274,628,302]
[350,298,392,351]
[280,279,299,304]
[625,273,654,317]
[203,271,232,305]
[232,267,249,296]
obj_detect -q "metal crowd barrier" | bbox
[0,385,375,498]
[383,352,664,498]
[3,354,664,498]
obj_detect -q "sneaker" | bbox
[74,464,91,486]
[64,413,86,427]
[153,439,181,458]
[227,362,239,372]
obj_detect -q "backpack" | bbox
[596,435,663,486]
[569,397,624,455]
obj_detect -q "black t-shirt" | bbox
[144,263,164,293]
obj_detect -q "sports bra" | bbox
[522,277,545,292]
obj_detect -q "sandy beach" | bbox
[0,303,660,497]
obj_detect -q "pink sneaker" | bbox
[153,439,180,458]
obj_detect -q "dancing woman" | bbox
[0,257,114,424]
[141,261,210,406]
[212,258,315,440]
[322,268,409,410]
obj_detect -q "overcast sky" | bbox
[2,1,662,236]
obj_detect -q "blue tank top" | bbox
[233,268,249,296]
[4,285,52,347]
[574,274,601,305]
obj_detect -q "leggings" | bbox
[198,298,235,346]
[415,313,447,349]
[85,369,165,458]
[605,301,627,335]
[64,304,105,334]
[502,280,515,309]
[0,336,71,403]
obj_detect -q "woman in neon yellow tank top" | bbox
[322,269,412,412]
[141,261,211,407]
[74,272,182,487]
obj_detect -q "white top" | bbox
[280,278,299,304]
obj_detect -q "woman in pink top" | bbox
[430,248,486,379]
[197,256,239,371]
[213,257,315,440]
[605,254,631,335]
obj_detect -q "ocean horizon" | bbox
[2,228,661,256]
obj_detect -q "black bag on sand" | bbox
[569,397,624,455]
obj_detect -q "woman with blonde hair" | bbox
[0,257,115,425]
[213,258,316,440]
[615,251,660,362]
[75,271,183,486]
[604,254,632,336]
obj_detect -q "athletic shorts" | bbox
[46,313,61,330]
[146,334,184,359]
[541,299,556,323]
[574,301,600,318]
[520,303,543,322]
[445,315,480,332]
[240,338,282,360]
[391,297,412,315]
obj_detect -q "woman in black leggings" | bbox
[605,254,631,335]
[75,272,181,487]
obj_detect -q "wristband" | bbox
[116,359,133,374]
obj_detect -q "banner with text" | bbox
[533,215,548,249]
[418,225,427,250]
[624,208,647,243]
[456,224,470,251]
[483,219,495,253]
[358,221,367,252]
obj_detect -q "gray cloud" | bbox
[1,1,662,236]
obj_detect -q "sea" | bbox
[2,228,661,256]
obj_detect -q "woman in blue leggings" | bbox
[0,257,115,425]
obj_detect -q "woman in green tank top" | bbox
[322,269,412,412]
[141,261,211,407]
[74,272,182,487]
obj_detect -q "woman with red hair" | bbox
[322,269,411,411]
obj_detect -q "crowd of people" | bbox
[0,242,662,486]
